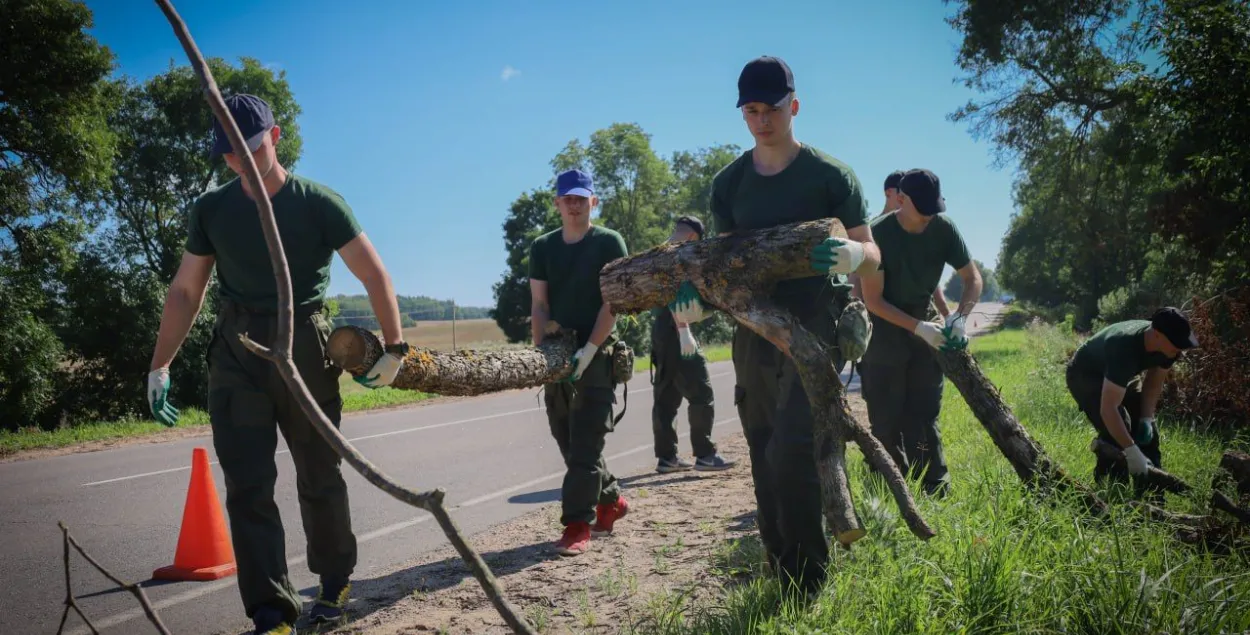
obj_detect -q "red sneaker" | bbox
[555,521,591,556]
[592,496,630,537]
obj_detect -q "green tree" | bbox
[946,259,999,303]
[490,189,560,342]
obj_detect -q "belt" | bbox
[220,299,324,319]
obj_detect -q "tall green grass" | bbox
[629,323,1250,635]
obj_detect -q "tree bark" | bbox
[1220,451,1250,498]
[327,324,579,396]
[600,218,935,545]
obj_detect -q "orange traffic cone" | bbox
[153,447,237,581]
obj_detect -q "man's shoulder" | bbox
[870,211,900,233]
[192,177,240,211]
[532,227,560,247]
[800,145,858,182]
[287,173,348,204]
[711,150,752,189]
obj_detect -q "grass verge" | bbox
[626,323,1250,635]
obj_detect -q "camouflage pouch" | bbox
[836,299,873,363]
[610,340,635,385]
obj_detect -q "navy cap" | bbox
[899,169,946,216]
[675,215,705,239]
[211,94,275,158]
[1151,307,1199,349]
[556,169,594,197]
[884,170,906,191]
[736,56,795,108]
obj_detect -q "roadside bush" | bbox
[1167,287,1250,431]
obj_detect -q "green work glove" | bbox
[146,368,180,427]
[810,237,866,275]
[669,281,708,324]
[1134,417,1156,446]
[941,313,969,351]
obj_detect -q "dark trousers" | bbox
[544,352,621,525]
[860,316,949,492]
[207,303,356,623]
[1065,364,1162,491]
[651,354,717,460]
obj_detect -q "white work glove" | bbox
[677,324,700,359]
[943,312,969,350]
[670,281,708,324]
[810,237,866,275]
[570,342,599,382]
[146,368,179,427]
[1123,444,1153,476]
[355,351,403,389]
[913,321,946,350]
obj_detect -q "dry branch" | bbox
[1090,438,1193,494]
[326,324,578,395]
[57,522,169,635]
[1220,451,1250,498]
[600,218,934,545]
[152,2,536,632]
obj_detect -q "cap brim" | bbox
[211,128,268,158]
[736,91,790,108]
[557,187,593,197]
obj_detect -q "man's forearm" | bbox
[150,287,204,371]
[587,303,616,348]
[1140,369,1168,418]
[363,274,403,346]
[864,296,921,333]
[531,304,549,345]
[1101,402,1136,449]
[933,288,950,318]
[853,241,881,277]
[957,276,982,316]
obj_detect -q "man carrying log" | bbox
[672,55,881,595]
[650,216,736,474]
[859,168,981,498]
[854,170,950,314]
[145,94,409,634]
[530,168,631,557]
[1065,307,1198,494]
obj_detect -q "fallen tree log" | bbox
[600,218,934,546]
[1220,451,1250,498]
[1090,438,1193,495]
[326,325,579,396]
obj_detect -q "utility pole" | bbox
[452,298,457,352]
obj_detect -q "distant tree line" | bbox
[326,295,491,330]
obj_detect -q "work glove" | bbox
[942,312,969,351]
[570,342,599,382]
[677,324,700,359]
[810,237,866,276]
[669,281,708,324]
[1134,417,1156,446]
[1123,444,1153,476]
[146,368,180,427]
[355,348,404,389]
[913,321,946,350]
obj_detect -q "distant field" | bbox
[400,318,512,352]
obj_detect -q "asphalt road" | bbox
[0,302,1000,635]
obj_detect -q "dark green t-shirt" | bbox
[185,174,363,311]
[528,225,629,346]
[870,211,971,311]
[1070,320,1176,387]
[710,144,869,316]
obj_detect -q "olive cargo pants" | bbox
[545,348,622,526]
[207,302,357,623]
[651,352,717,460]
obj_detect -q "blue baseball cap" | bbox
[556,169,594,197]
[211,94,275,158]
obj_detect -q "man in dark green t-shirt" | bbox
[860,169,981,497]
[145,95,408,635]
[650,216,736,474]
[671,56,882,595]
[1065,307,1197,489]
[529,169,631,557]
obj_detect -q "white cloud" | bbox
[500,65,520,81]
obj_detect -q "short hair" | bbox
[674,215,705,239]
[884,170,906,192]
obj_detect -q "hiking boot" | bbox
[556,521,592,556]
[656,456,694,473]
[307,576,351,624]
[694,453,737,471]
[252,605,296,635]
[592,495,630,537]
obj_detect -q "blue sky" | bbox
[86,0,1017,308]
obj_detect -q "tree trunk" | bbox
[326,325,579,396]
[600,218,935,545]
[1089,438,1192,494]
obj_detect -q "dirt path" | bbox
[329,397,870,635]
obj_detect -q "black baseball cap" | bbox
[884,170,906,191]
[675,215,705,239]
[211,94,275,158]
[1151,307,1199,349]
[736,56,795,108]
[898,169,946,216]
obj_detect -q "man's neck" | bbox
[241,164,289,200]
[562,221,592,243]
[752,136,802,176]
[897,207,932,234]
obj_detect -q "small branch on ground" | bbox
[1090,438,1193,494]
[57,521,169,635]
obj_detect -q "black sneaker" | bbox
[695,454,737,471]
[252,605,296,635]
[656,456,694,473]
[307,577,351,625]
